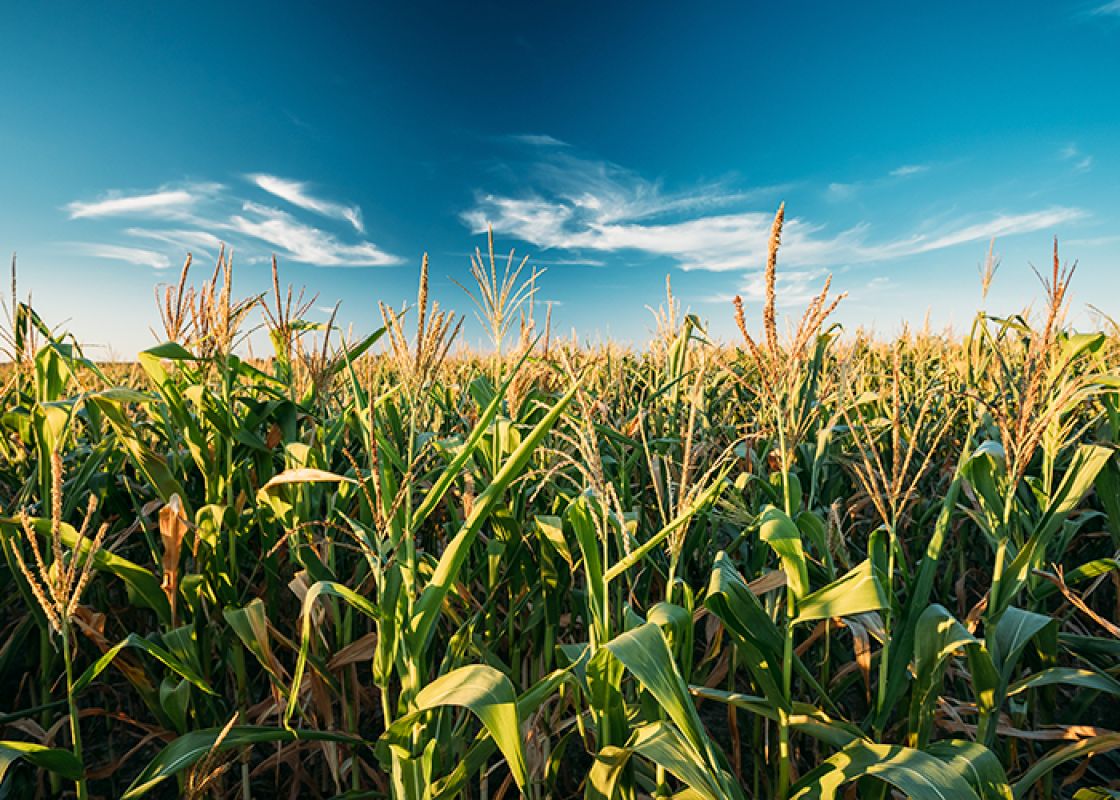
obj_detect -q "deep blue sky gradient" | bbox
[2,2,1119,355]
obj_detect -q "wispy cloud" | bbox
[70,243,172,269]
[65,178,399,268]
[66,187,204,220]
[125,228,224,255]
[856,208,1084,260]
[504,133,570,148]
[464,147,1081,276]
[826,182,857,200]
[248,174,365,233]
[1059,143,1093,172]
[1091,0,1120,15]
[890,164,929,177]
[824,163,930,202]
[225,203,400,266]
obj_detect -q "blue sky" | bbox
[2,1,1119,356]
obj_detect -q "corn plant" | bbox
[0,225,1117,798]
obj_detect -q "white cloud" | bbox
[66,189,198,220]
[125,228,224,254]
[856,208,1084,261]
[225,203,401,267]
[248,174,364,232]
[1059,144,1094,172]
[65,178,399,268]
[464,149,1082,275]
[733,267,835,307]
[71,243,172,269]
[826,164,930,201]
[505,133,570,148]
[1091,0,1120,14]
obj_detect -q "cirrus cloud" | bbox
[248,174,365,233]
[66,188,201,220]
[68,243,172,269]
[463,147,1082,277]
[64,176,400,268]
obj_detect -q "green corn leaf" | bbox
[408,379,579,654]
[0,741,83,783]
[122,727,362,798]
[994,444,1112,615]
[378,665,529,790]
[0,516,171,625]
[409,348,540,533]
[1094,457,1120,547]
[1074,789,1120,799]
[909,604,985,747]
[759,504,809,601]
[603,623,743,799]
[628,721,730,800]
[224,599,286,687]
[690,687,864,749]
[586,744,631,800]
[789,741,981,800]
[877,462,967,731]
[792,560,887,624]
[963,441,1007,538]
[1007,666,1120,698]
[603,475,726,583]
[72,633,216,696]
[536,514,573,566]
[705,552,837,713]
[1013,734,1120,800]
[568,495,609,641]
[604,624,708,758]
[990,606,1056,685]
[285,581,380,726]
[86,393,191,511]
[414,665,528,790]
[431,668,576,800]
[1035,558,1120,599]
[924,739,1012,800]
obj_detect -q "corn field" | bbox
[2,218,1119,799]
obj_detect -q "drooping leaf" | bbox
[260,468,357,491]
[72,633,215,696]
[793,560,887,624]
[759,504,809,601]
[0,741,83,783]
[789,741,981,800]
[378,665,529,790]
[909,604,984,747]
[285,581,380,725]
[1013,734,1120,799]
[925,739,1012,800]
[122,727,362,798]
[628,721,728,800]
[0,516,171,624]
[603,623,743,799]
[1007,667,1120,699]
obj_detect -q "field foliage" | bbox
[1,220,1119,798]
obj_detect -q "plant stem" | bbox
[62,623,87,800]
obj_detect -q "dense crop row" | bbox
[1,220,1119,798]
